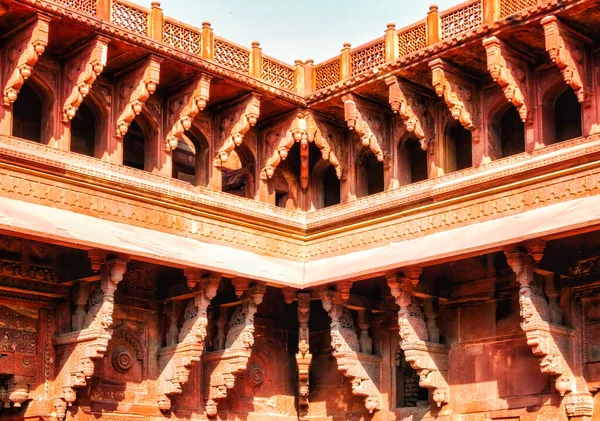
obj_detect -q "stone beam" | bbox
[296,292,311,421]
[483,36,532,122]
[156,271,220,411]
[429,58,481,142]
[385,76,434,150]
[342,94,386,162]
[114,56,162,139]
[203,283,266,417]
[165,73,212,151]
[52,257,128,418]
[504,242,594,421]
[319,289,381,413]
[214,93,261,167]
[541,15,591,105]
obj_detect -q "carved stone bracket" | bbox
[342,93,385,161]
[296,292,312,421]
[483,36,532,122]
[214,93,261,167]
[52,257,127,412]
[2,14,51,107]
[385,76,435,150]
[504,244,594,421]
[319,290,381,413]
[203,283,266,417]
[0,375,33,409]
[61,36,109,122]
[165,74,212,151]
[430,58,480,142]
[387,274,450,407]
[114,56,162,138]
[156,272,221,411]
[541,15,591,105]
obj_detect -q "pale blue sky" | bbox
[161,0,459,64]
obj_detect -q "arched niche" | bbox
[397,134,428,186]
[172,124,210,187]
[221,142,255,199]
[488,101,525,159]
[356,147,383,199]
[444,119,472,173]
[12,80,48,143]
[71,94,106,158]
[541,77,582,145]
[122,110,159,172]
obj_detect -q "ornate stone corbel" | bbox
[214,93,261,167]
[342,94,385,161]
[504,244,593,421]
[483,36,532,122]
[387,273,450,407]
[2,14,50,107]
[61,36,109,122]
[541,15,591,104]
[165,73,212,151]
[114,56,162,138]
[430,58,480,142]
[319,289,381,413]
[203,283,266,417]
[296,292,312,421]
[385,76,435,150]
[53,257,127,410]
[157,272,220,411]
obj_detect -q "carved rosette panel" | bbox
[429,58,480,142]
[2,15,51,107]
[52,258,127,415]
[483,36,531,122]
[342,94,385,162]
[296,292,312,420]
[385,76,434,150]
[156,274,220,411]
[320,291,381,413]
[214,93,261,167]
[202,284,265,417]
[115,56,162,138]
[165,74,212,151]
[541,15,590,104]
[504,248,594,421]
[61,37,109,122]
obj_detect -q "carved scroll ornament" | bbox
[115,56,162,138]
[214,93,261,167]
[483,36,530,122]
[2,15,51,107]
[165,74,212,151]
[296,292,312,421]
[62,37,109,122]
[541,15,591,104]
[342,94,385,162]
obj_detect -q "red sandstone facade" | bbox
[0,0,599,420]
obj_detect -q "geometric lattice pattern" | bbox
[262,58,295,91]
[111,0,148,36]
[500,0,538,18]
[351,41,385,76]
[398,23,426,57]
[162,19,201,55]
[214,38,250,74]
[441,0,482,39]
[55,0,96,15]
[315,59,340,90]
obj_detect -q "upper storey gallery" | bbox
[0,0,599,213]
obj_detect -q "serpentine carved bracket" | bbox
[203,283,265,417]
[61,36,109,123]
[541,15,591,105]
[214,92,261,167]
[385,76,434,150]
[2,14,51,107]
[342,94,385,161]
[114,56,162,138]
[319,290,381,413]
[296,292,312,421]
[504,242,594,421]
[156,271,220,411]
[483,36,532,123]
[165,73,212,151]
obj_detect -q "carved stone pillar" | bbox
[296,292,312,421]
[71,281,90,331]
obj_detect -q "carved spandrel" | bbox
[342,94,386,162]
[2,15,50,108]
[165,74,212,151]
[483,36,532,122]
[61,37,109,123]
[114,56,162,138]
[541,15,591,105]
